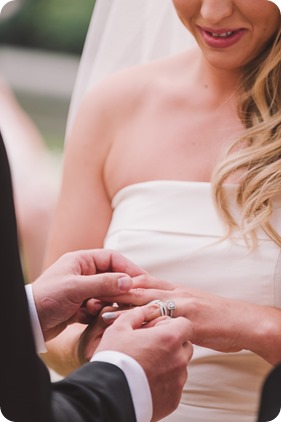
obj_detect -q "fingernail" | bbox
[102,312,118,321]
[118,275,132,291]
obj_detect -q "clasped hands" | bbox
[31,248,281,420]
[32,249,191,356]
[32,249,194,421]
[32,248,280,367]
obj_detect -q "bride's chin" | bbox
[200,52,246,74]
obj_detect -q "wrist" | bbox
[245,305,281,365]
[42,324,85,376]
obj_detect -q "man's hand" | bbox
[31,249,145,340]
[95,305,194,421]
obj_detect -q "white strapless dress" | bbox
[104,180,281,422]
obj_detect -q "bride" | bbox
[44,1,281,421]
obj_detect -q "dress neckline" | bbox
[111,179,236,204]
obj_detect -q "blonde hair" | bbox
[212,28,281,247]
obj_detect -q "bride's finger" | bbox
[100,288,173,306]
[132,275,175,290]
[102,303,162,325]
[141,315,168,328]
[101,310,122,324]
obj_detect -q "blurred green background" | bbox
[0,0,96,55]
[0,0,96,150]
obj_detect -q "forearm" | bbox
[42,324,84,376]
[50,362,136,422]
[243,304,281,365]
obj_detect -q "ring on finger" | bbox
[148,299,176,318]
[166,300,176,318]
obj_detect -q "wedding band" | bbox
[166,300,176,318]
[148,300,167,316]
[149,299,168,316]
[159,301,167,316]
[148,299,176,318]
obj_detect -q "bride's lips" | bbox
[198,26,247,49]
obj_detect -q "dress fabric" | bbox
[104,180,281,422]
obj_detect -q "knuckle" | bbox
[130,287,146,297]
[163,331,180,346]
[177,316,194,338]
[133,274,149,285]
[98,273,115,290]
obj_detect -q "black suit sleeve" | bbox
[0,132,52,422]
[257,363,281,422]
[51,362,136,422]
[0,132,136,422]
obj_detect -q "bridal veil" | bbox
[66,0,195,134]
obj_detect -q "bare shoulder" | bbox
[79,47,198,119]
[65,47,198,158]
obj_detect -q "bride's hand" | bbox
[98,274,281,364]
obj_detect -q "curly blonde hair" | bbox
[212,28,281,247]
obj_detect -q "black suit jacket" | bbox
[0,132,136,422]
[257,363,281,422]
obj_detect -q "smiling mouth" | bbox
[207,31,235,38]
[202,28,244,38]
[198,27,246,48]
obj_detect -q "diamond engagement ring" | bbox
[166,300,176,318]
[148,299,176,318]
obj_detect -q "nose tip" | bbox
[200,0,233,24]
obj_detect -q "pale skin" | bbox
[32,249,146,341]
[43,0,281,373]
[31,248,194,422]
[99,276,281,366]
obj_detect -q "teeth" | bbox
[211,31,233,38]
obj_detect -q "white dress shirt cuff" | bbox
[91,351,152,422]
[25,283,47,353]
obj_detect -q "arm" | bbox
[43,65,144,266]
[0,126,153,422]
[48,304,193,422]
[33,273,193,422]
[43,83,117,266]
[106,275,281,365]
[42,82,117,374]
[42,65,152,374]
[33,250,194,421]
[86,305,194,422]
[51,362,136,422]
